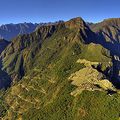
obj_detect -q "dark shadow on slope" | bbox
[107,89,117,95]
[0,70,12,89]
[0,59,12,90]
[110,57,120,89]
[91,32,120,89]
[95,31,120,56]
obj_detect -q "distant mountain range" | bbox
[0,21,64,41]
[0,23,38,40]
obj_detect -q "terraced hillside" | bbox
[1,17,120,120]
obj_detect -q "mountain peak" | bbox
[69,17,84,22]
[65,17,87,29]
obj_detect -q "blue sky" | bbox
[0,0,120,24]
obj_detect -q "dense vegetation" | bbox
[0,17,120,120]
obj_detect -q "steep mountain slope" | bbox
[0,17,118,120]
[89,18,120,47]
[90,18,120,39]
[0,17,95,81]
[89,18,120,87]
[0,23,61,81]
[0,23,38,40]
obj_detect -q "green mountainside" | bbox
[0,17,120,120]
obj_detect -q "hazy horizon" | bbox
[0,0,120,24]
[0,16,120,25]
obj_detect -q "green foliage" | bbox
[1,20,114,120]
[0,90,8,118]
[74,91,120,120]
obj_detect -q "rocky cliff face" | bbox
[89,18,120,48]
